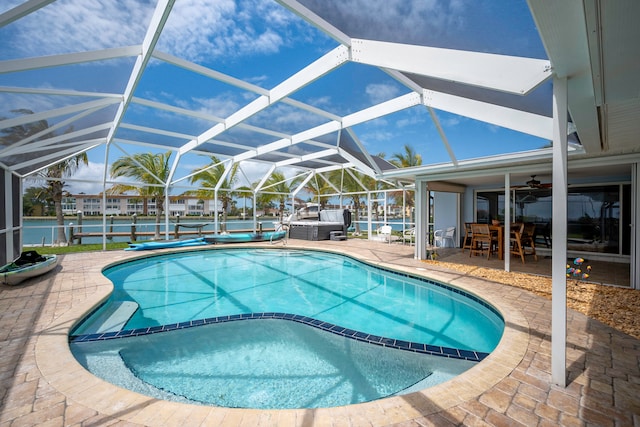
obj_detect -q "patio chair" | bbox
[434,226,456,247]
[469,223,496,259]
[401,227,416,246]
[461,222,473,253]
[377,225,398,244]
[521,223,538,261]
[510,223,526,263]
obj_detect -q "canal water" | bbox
[22,217,413,246]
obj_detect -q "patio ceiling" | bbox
[0,0,638,193]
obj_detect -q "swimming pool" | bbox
[70,248,504,409]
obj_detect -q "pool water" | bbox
[70,248,504,409]
[72,319,476,408]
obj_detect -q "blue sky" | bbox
[0,0,550,194]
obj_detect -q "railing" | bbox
[22,216,279,246]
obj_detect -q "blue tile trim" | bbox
[69,313,490,363]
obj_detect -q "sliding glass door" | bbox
[476,184,630,255]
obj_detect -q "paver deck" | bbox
[1,239,638,426]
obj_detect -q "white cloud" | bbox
[442,116,463,127]
[273,109,312,129]
[157,0,295,62]
[245,75,269,87]
[3,0,153,57]
[4,0,309,63]
[365,83,400,105]
[0,94,68,119]
[307,96,332,108]
[396,114,426,128]
[64,161,109,195]
[192,95,241,118]
[359,130,395,144]
[248,103,325,133]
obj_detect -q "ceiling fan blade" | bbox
[526,175,541,188]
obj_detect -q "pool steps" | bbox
[76,301,139,334]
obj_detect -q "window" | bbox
[567,186,620,254]
[476,184,628,255]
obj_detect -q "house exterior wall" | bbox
[433,191,459,247]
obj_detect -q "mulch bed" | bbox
[422,260,640,340]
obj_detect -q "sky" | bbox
[1,0,550,195]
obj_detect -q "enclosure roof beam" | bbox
[351,38,552,95]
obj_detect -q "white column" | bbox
[631,163,639,289]
[551,76,568,387]
[253,192,258,232]
[456,192,461,248]
[102,144,110,250]
[17,173,22,251]
[504,173,511,272]
[214,189,218,234]
[367,192,372,238]
[4,170,14,261]
[415,180,428,259]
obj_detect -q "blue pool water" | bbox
[70,248,504,409]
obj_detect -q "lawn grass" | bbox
[28,242,130,254]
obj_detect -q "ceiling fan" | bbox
[526,175,542,188]
[511,175,553,190]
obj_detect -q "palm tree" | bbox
[390,144,422,168]
[22,186,48,216]
[304,174,333,209]
[108,151,172,239]
[188,156,238,222]
[389,144,422,214]
[38,154,89,244]
[257,171,303,221]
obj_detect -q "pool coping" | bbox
[34,242,529,426]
